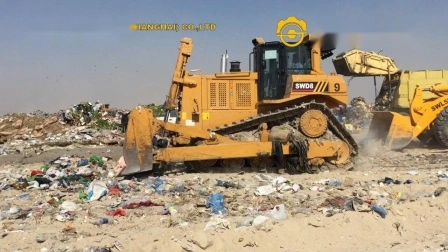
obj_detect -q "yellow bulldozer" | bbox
[118,34,359,176]
[332,49,448,150]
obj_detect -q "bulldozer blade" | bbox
[367,111,414,150]
[119,106,154,176]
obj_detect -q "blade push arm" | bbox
[166,37,196,110]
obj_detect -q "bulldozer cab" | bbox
[252,34,337,102]
[252,41,312,101]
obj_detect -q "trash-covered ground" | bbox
[1,137,448,252]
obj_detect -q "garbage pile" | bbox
[60,101,114,126]
[333,97,373,133]
[0,146,447,251]
[0,101,128,156]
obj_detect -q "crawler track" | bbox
[212,101,358,156]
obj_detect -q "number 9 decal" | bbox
[334,83,340,91]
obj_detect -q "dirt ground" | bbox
[0,145,123,166]
[1,134,448,252]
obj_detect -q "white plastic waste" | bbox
[204,215,230,230]
[271,204,287,220]
[77,167,93,176]
[86,180,108,201]
[60,201,79,213]
[255,185,277,196]
[252,215,269,226]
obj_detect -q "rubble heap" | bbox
[332,96,373,133]
[0,101,128,156]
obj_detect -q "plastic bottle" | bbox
[40,165,49,173]
[18,193,30,200]
[326,180,342,187]
[92,217,113,225]
[155,183,166,194]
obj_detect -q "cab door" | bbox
[256,43,286,101]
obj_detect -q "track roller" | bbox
[199,159,219,167]
[220,158,245,170]
[248,157,275,168]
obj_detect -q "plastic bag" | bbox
[271,204,286,220]
[206,193,227,214]
[148,177,166,194]
[60,200,80,213]
[86,180,108,201]
[371,204,387,218]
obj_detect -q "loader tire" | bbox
[431,108,448,147]
[417,131,440,147]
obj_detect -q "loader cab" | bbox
[252,40,312,101]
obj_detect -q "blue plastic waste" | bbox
[156,183,166,194]
[19,193,30,200]
[326,180,342,187]
[154,178,164,188]
[371,204,387,218]
[148,177,166,194]
[206,193,227,214]
[77,159,89,167]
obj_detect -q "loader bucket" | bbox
[119,106,154,176]
[367,111,414,150]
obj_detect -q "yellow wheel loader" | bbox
[333,49,448,150]
[119,34,359,176]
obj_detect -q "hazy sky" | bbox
[1,0,448,115]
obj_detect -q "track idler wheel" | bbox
[299,109,328,138]
[325,141,351,165]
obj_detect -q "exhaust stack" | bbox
[220,50,228,73]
